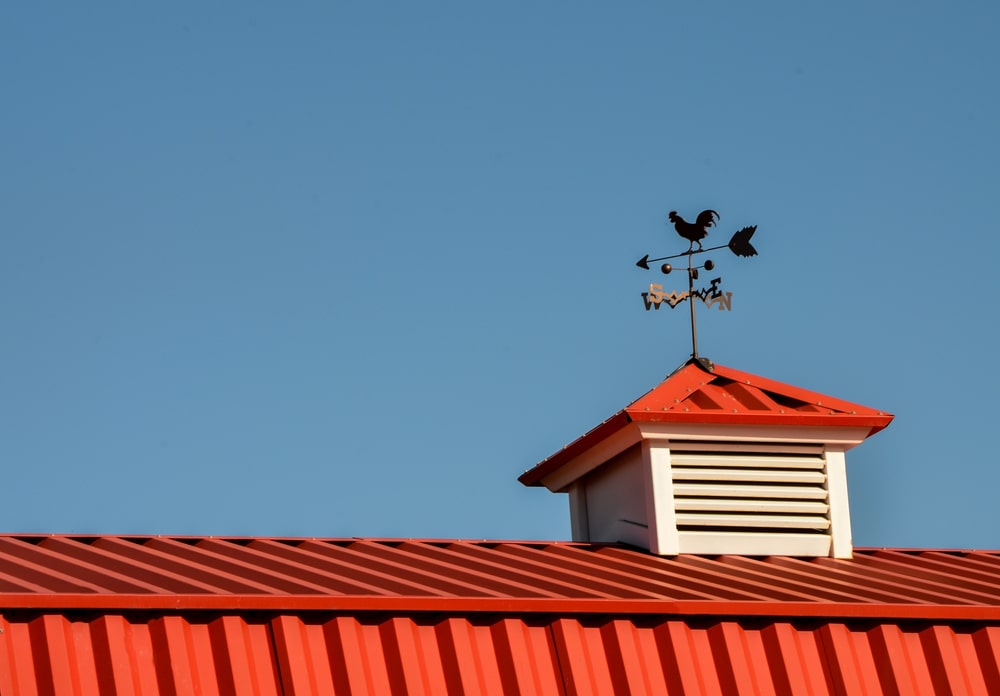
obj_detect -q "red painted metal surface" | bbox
[625,361,892,427]
[520,360,894,487]
[3,537,1000,693]
[2,612,999,695]
[1,536,999,613]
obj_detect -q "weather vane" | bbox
[636,209,758,360]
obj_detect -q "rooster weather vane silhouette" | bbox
[636,209,759,360]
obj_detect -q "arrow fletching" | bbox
[728,226,758,257]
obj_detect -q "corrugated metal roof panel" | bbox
[1,536,999,616]
[3,612,999,695]
[0,613,283,696]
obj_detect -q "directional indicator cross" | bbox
[636,210,759,359]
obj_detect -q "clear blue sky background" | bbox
[2,3,998,548]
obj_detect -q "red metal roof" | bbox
[520,359,894,487]
[0,535,998,618]
[2,536,999,694]
[5,611,1000,694]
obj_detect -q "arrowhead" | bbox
[636,254,651,270]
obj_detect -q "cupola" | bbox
[520,358,893,558]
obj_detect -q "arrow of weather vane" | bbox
[636,209,759,359]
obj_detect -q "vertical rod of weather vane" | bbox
[688,249,698,358]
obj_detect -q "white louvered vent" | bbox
[671,443,829,533]
[665,441,841,557]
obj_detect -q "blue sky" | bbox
[2,3,998,548]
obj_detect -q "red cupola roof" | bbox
[520,359,893,488]
[627,360,892,430]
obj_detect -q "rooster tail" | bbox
[695,210,720,228]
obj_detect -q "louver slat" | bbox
[663,441,825,456]
[673,484,829,500]
[674,499,830,515]
[675,513,832,530]
[671,468,826,485]
[670,455,825,470]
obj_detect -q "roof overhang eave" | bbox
[626,410,894,437]
[518,411,632,488]
[520,410,893,489]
